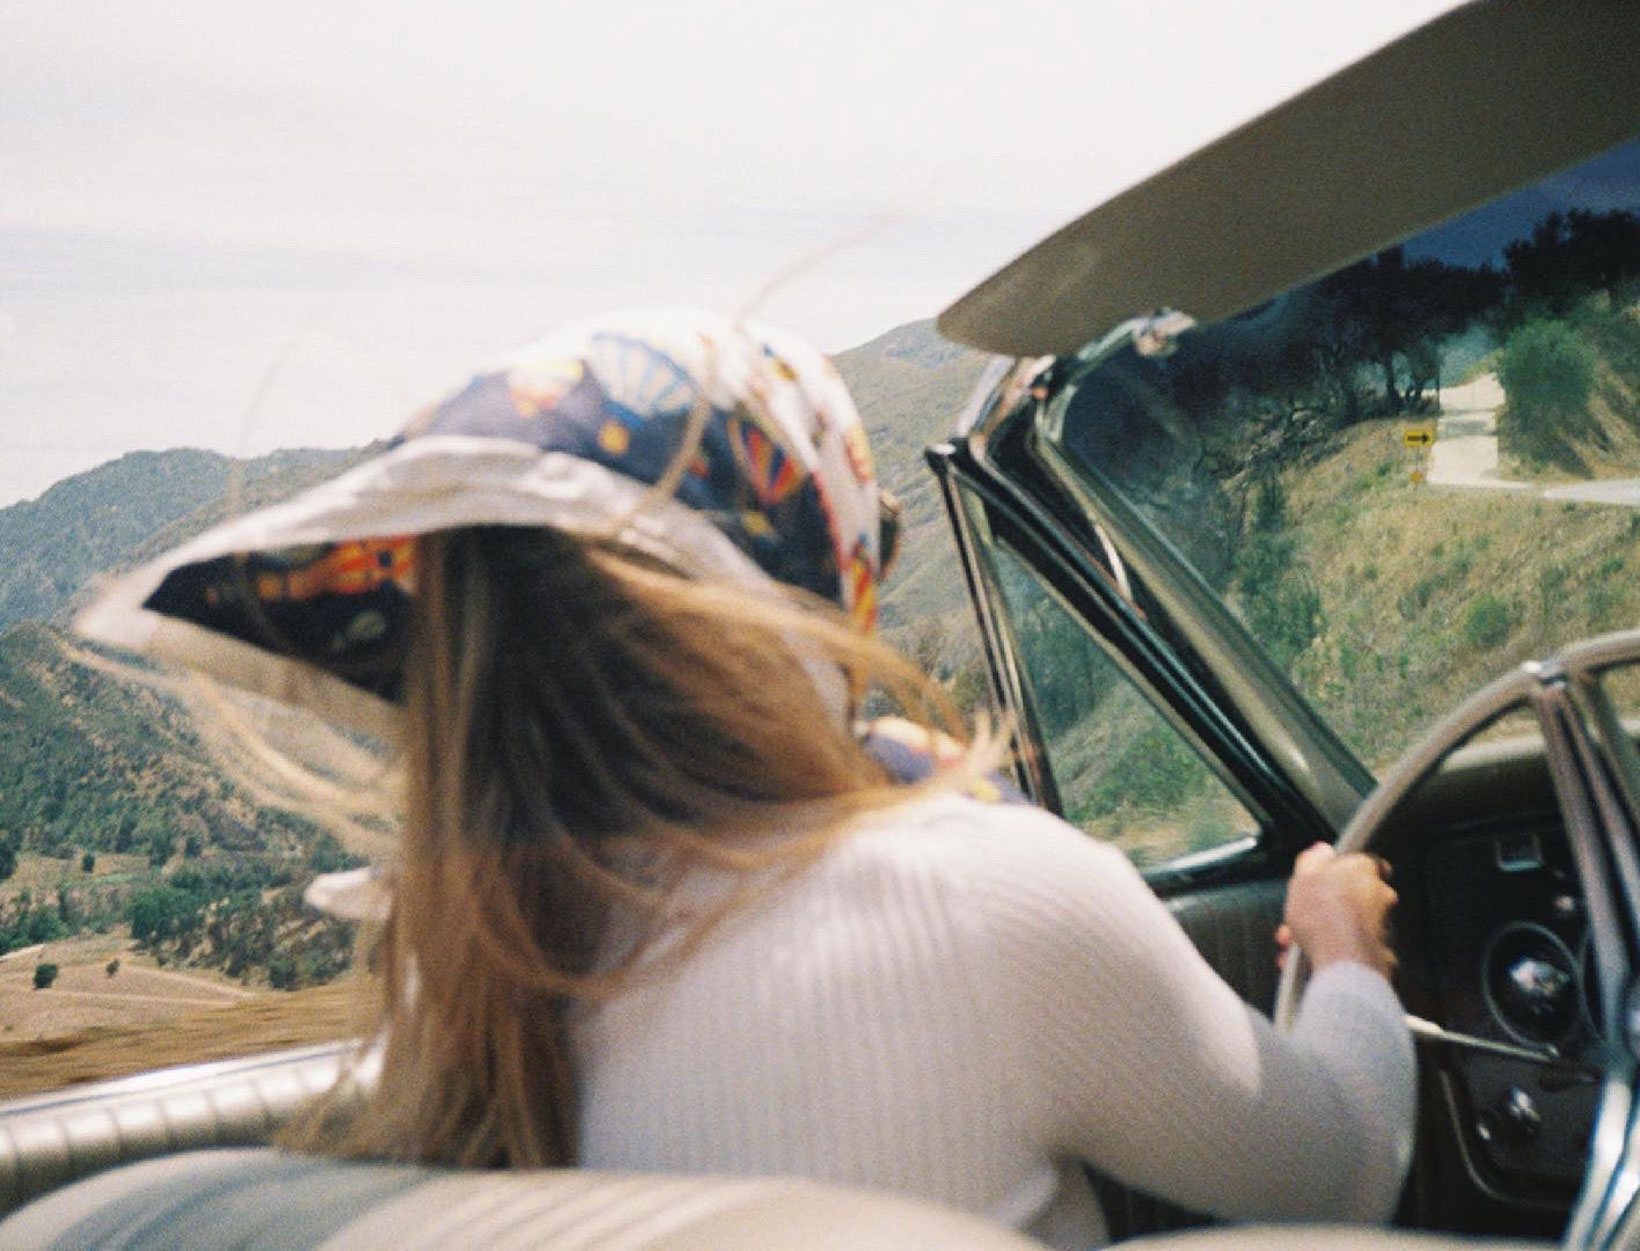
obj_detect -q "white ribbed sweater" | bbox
[577,794,1415,1249]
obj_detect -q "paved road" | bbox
[1543,480,1640,506]
[1427,375,1532,491]
[1426,373,1640,504]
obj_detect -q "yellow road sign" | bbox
[1403,426,1435,447]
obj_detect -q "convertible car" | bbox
[3,0,1640,1246]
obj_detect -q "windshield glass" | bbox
[1047,136,1640,770]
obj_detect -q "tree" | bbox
[268,953,299,991]
[1502,209,1640,324]
[80,850,96,874]
[56,884,80,929]
[1307,249,1500,421]
[33,962,58,990]
[127,886,204,946]
[0,837,15,884]
[105,958,120,977]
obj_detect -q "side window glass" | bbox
[987,538,1260,869]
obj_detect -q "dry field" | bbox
[0,935,368,1101]
[1,852,152,896]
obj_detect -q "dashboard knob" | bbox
[1507,956,1573,1015]
[1498,1087,1542,1141]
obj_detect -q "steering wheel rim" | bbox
[1272,662,1536,1030]
[1272,630,1640,1248]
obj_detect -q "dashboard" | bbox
[1407,809,1601,1208]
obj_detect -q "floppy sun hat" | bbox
[75,310,899,742]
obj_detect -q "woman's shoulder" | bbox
[839,792,1139,897]
[817,794,1183,997]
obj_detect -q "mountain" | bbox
[0,447,364,633]
[832,321,990,646]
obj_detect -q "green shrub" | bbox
[1236,481,1323,667]
[1463,594,1518,649]
[33,962,58,990]
[1497,319,1597,460]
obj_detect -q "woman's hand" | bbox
[1276,842,1398,978]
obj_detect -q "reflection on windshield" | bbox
[1050,137,1640,770]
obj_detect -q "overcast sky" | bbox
[0,0,1455,508]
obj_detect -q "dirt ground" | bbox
[0,935,370,1102]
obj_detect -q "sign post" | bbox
[1404,425,1435,484]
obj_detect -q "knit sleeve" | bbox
[960,804,1415,1225]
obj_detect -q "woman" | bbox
[78,310,1410,1249]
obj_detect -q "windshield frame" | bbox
[930,360,1365,885]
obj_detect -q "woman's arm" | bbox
[964,807,1415,1224]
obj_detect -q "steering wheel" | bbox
[1273,629,1640,1247]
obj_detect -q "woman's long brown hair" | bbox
[297,524,990,1167]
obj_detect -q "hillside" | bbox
[0,319,989,1094]
[0,620,368,986]
[833,321,992,681]
[8,302,1640,1089]
[13,304,1640,890]
[0,445,387,990]
[0,446,362,632]
[0,950,365,1096]
[1281,419,1640,768]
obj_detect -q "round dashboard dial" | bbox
[1482,923,1583,1047]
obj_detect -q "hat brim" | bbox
[75,436,784,740]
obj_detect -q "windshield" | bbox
[1047,136,1640,770]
